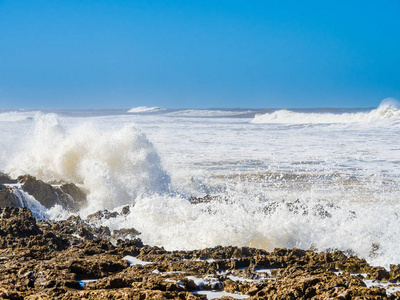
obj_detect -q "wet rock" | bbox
[18,175,86,211]
[86,209,119,223]
[112,228,141,242]
[0,207,41,237]
[368,267,390,281]
[188,195,214,204]
[0,173,17,184]
[55,183,87,210]
[0,185,21,207]
[39,215,111,241]
[68,257,129,279]
[390,264,400,282]
[18,175,60,209]
[1,206,399,299]
[120,205,130,215]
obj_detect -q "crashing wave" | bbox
[251,99,400,124]
[127,106,165,113]
[5,113,170,213]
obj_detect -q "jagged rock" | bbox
[86,209,119,223]
[368,267,390,281]
[39,215,111,241]
[188,195,214,204]
[18,175,60,209]
[111,228,140,242]
[1,206,400,299]
[0,173,17,184]
[0,207,41,237]
[67,257,129,279]
[17,175,87,211]
[0,185,21,207]
[55,183,87,210]
[120,205,130,215]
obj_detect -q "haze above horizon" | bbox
[0,0,399,109]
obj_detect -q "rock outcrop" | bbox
[0,173,87,211]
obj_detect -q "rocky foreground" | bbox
[0,207,399,300]
[1,174,400,299]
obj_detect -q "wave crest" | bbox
[5,114,170,212]
[127,106,165,113]
[251,99,400,124]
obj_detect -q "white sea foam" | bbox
[166,109,252,117]
[0,111,37,122]
[1,102,400,268]
[8,184,49,220]
[5,113,170,213]
[122,255,154,266]
[251,99,400,124]
[127,106,165,113]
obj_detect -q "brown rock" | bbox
[0,185,21,208]
[19,175,60,209]
[18,175,87,211]
[87,209,119,223]
[0,207,41,237]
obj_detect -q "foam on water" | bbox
[1,102,400,268]
[5,114,170,213]
[0,111,37,122]
[165,109,254,118]
[251,99,400,124]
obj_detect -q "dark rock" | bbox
[0,173,17,185]
[0,207,41,237]
[18,175,60,209]
[0,206,398,300]
[87,209,119,223]
[120,205,130,215]
[0,185,21,208]
[112,228,141,242]
[17,175,87,211]
[55,183,87,210]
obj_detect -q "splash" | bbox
[8,184,48,220]
[5,114,170,213]
[251,99,400,124]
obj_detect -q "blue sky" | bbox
[0,0,399,109]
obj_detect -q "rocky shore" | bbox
[1,175,400,299]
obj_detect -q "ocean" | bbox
[1,100,400,268]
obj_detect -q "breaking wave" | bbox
[127,106,165,113]
[251,99,400,124]
[5,114,170,213]
[0,111,37,122]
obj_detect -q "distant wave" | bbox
[251,100,400,124]
[166,109,254,118]
[0,111,37,122]
[127,106,165,113]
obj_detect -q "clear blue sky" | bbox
[0,0,399,109]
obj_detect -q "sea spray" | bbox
[95,191,400,268]
[6,113,170,213]
[1,105,400,268]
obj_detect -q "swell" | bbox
[251,99,400,124]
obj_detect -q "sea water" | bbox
[0,100,400,267]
